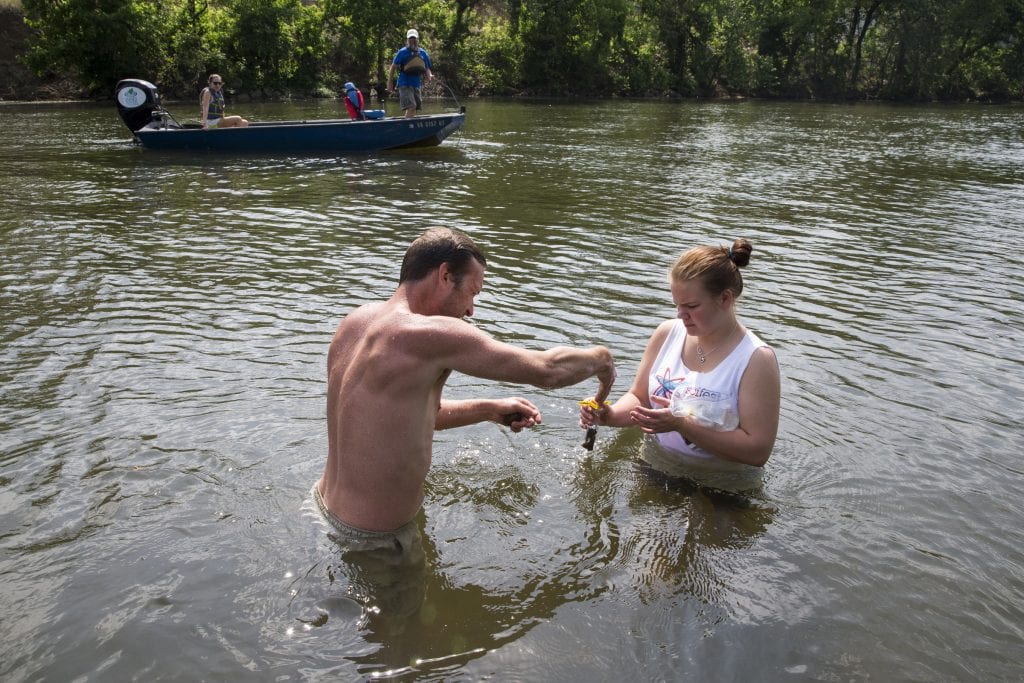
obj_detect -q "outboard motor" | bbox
[115,79,180,133]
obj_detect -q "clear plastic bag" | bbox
[669,383,738,431]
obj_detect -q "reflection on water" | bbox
[1,98,1023,681]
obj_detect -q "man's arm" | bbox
[436,397,542,432]
[427,318,616,402]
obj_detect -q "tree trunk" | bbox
[850,0,883,95]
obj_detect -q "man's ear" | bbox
[437,262,454,286]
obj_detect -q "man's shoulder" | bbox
[352,300,387,315]
[345,302,469,335]
[403,310,472,335]
[342,310,480,369]
[338,301,387,328]
[393,314,489,360]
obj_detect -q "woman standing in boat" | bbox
[200,74,249,130]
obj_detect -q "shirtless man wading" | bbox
[315,227,616,536]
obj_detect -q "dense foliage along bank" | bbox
[16,0,1024,101]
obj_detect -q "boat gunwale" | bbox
[136,111,464,134]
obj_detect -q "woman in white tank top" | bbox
[580,239,780,466]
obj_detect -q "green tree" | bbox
[160,0,221,95]
[634,0,729,97]
[222,0,303,91]
[443,0,485,86]
[461,14,522,93]
[22,0,169,93]
[16,0,1024,101]
[515,0,629,94]
[290,2,328,92]
[323,0,410,92]
[843,1,885,95]
[517,0,578,92]
[613,5,670,95]
[933,0,1023,99]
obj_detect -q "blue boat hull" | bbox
[133,112,466,152]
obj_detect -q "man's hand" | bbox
[593,348,616,405]
[493,397,542,433]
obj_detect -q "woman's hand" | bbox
[579,398,610,428]
[628,394,682,434]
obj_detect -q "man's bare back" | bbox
[320,299,452,530]
[316,228,615,532]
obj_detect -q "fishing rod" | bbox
[434,77,463,111]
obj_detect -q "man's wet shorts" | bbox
[309,482,423,565]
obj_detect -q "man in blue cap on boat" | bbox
[387,28,433,118]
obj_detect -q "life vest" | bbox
[344,88,365,120]
[205,88,225,119]
[402,50,427,76]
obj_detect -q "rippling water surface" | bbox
[1,98,1022,680]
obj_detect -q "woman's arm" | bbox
[200,89,211,129]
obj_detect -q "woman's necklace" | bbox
[696,325,740,364]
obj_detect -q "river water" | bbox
[1,97,1022,680]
